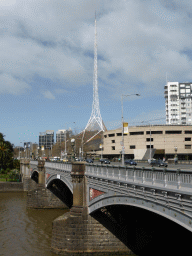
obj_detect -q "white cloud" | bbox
[42,90,55,99]
[0,73,30,94]
[1,0,192,100]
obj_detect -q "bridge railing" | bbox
[30,161,38,167]
[44,162,72,172]
[30,161,72,172]
[85,164,192,191]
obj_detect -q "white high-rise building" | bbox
[56,129,66,143]
[165,82,192,125]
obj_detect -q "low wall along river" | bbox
[0,181,23,191]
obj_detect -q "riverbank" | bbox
[0,181,23,192]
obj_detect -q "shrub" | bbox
[0,169,7,174]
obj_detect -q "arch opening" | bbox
[31,170,38,183]
[91,204,192,256]
[47,179,73,208]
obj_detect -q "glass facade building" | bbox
[39,130,54,149]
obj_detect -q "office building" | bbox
[24,142,32,149]
[39,130,54,149]
[165,82,192,125]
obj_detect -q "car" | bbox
[124,159,137,166]
[150,159,168,167]
[99,158,105,163]
[86,158,94,163]
[100,158,110,164]
[76,157,84,162]
[103,159,110,164]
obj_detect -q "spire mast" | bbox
[83,12,105,133]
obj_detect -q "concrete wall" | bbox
[0,182,23,192]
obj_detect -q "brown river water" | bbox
[0,192,67,256]
[0,192,137,256]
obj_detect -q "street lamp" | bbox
[174,146,178,157]
[63,121,76,161]
[121,94,140,165]
[19,141,22,159]
[141,121,152,162]
[174,146,178,164]
[71,138,75,161]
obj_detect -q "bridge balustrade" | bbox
[30,161,192,191]
[85,164,192,192]
[44,162,72,172]
[30,161,38,166]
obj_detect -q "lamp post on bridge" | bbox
[71,138,75,162]
[63,121,76,161]
[121,94,140,166]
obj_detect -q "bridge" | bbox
[28,160,192,255]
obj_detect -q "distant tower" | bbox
[84,12,106,133]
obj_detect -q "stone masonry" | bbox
[51,162,132,255]
[27,183,66,209]
[27,160,68,209]
[51,212,133,255]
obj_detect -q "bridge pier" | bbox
[27,160,67,209]
[51,162,132,255]
[20,159,31,191]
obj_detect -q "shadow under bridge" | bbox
[46,173,73,209]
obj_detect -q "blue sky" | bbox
[1,0,192,146]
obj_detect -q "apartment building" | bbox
[165,82,192,125]
[56,129,66,143]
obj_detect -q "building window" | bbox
[146,138,153,142]
[165,130,182,134]
[108,133,115,137]
[111,140,115,143]
[130,145,135,149]
[146,145,154,148]
[146,131,163,135]
[185,130,192,134]
[104,135,107,138]
[116,133,122,136]
[130,132,144,135]
[185,145,191,149]
[185,138,191,141]
[112,146,115,150]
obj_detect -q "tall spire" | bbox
[84,12,106,133]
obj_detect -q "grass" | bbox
[0,178,19,182]
[0,172,20,182]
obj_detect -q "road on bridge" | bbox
[93,161,192,171]
[137,162,192,171]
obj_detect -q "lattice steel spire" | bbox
[84,12,106,133]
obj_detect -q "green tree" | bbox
[13,159,20,170]
[0,135,14,170]
[0,133,5,141]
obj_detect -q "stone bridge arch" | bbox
[89,192,192,232]
[31,168,39,183]
[89,193,192,255]
[46,174,73,208]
